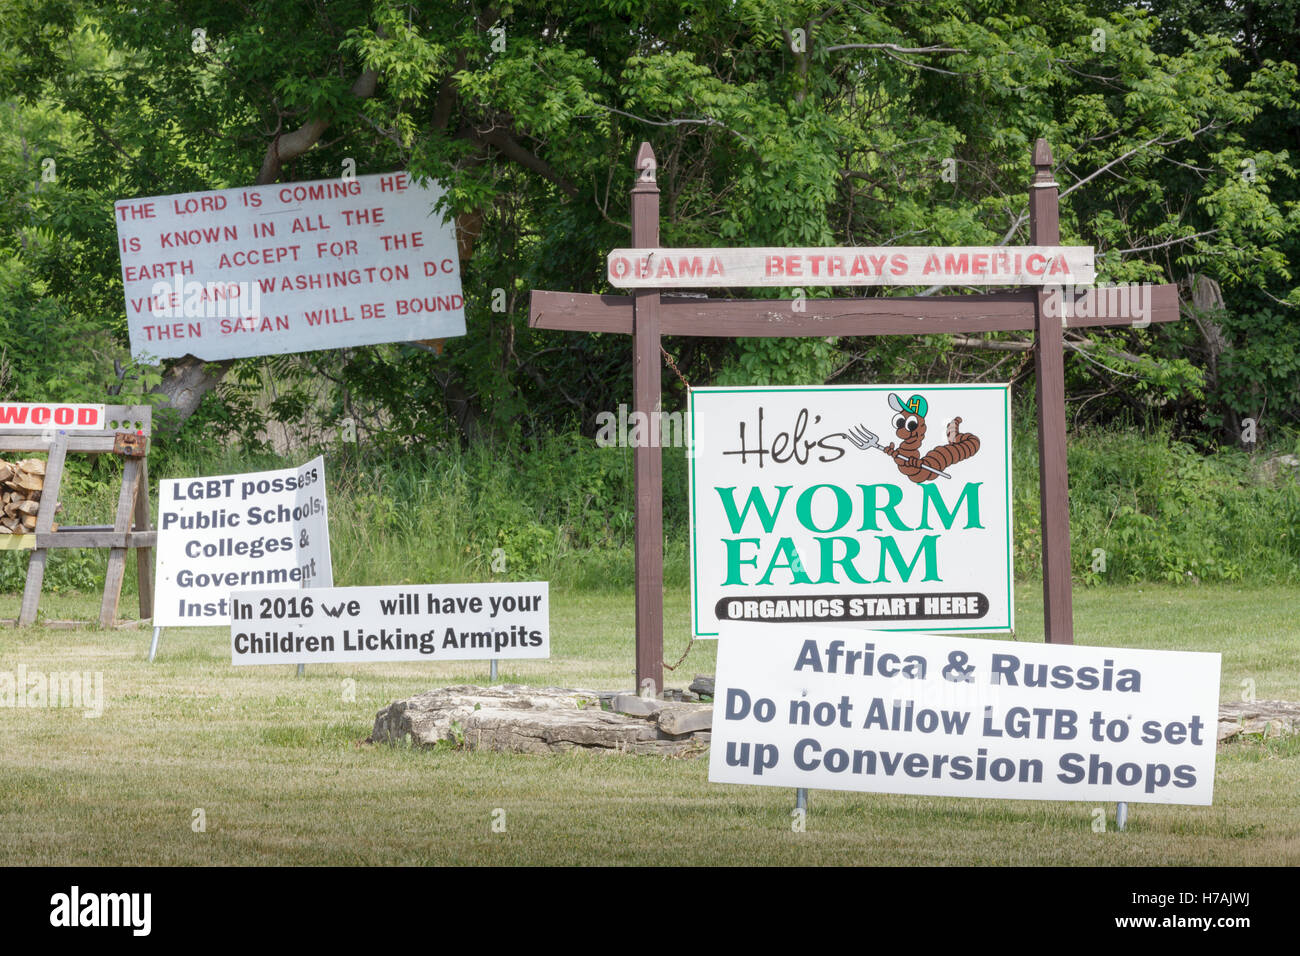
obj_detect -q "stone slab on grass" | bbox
[1217,700,1300,742]
[371,684,709,756]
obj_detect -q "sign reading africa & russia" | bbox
[114,172,466,362]
[689,384,1013,637]
[709,625,1220,805]
[607,246,1094,288]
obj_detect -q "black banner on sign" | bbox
[714,591,989,624]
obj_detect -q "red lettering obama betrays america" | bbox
[607,246,1089,287]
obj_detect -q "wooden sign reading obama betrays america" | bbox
[689,384,1013,638]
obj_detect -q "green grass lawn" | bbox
[0,583,1297,865]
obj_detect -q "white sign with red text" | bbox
[607,246,1095,288]
[0,403,106,431]
[115,172,465,362]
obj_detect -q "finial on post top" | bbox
[1032,138,1056,188]
[1033,138,1053,168]
[634,142,657,187]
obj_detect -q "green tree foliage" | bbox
[0,0,1296,448]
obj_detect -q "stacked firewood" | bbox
[0,459,59,533]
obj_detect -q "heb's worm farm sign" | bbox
[688,384,1013,638]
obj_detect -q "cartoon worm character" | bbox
[882,392,980,483]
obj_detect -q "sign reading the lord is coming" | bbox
[688,384,1013,638]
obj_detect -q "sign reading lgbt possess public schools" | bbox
[689,384,1013,637]
[114,172,465,361]
[154,457,332,627]
[230,582,550,665]
[709,625,1221,805]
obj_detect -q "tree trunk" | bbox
[155,357,230,426]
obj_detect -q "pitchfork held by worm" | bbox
[846,393,982,483]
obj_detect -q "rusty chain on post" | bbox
[660,344,690,390]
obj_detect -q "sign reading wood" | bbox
[230,582,549,666]
[0,403,107,431]
[114,172,466,362]
[709,624,1220,805]
[607,246,1095,288]
[689,384,1013,637]
[154,457,332,626]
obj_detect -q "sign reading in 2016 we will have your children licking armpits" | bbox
[688,384,1013,638]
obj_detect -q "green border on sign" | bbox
[688,383,1014,638]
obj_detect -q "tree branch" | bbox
[590,103,754,146]
[1115,229,1219,255]
[156,63,383,424]
[432,50,467,131]
[460,123,579,197]
[256,68,380,185]
[1059,123,1217,199]
[822,43,966,54]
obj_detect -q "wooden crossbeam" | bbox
[530,285,1179,337]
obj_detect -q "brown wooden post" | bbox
[134,459,154,619]
[630,143,665,694]
[18,431,69,626]
[100,455,143,628]
[1029,139,1074,644]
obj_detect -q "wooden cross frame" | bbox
[529,139,1181,694]
[0,405,155,628]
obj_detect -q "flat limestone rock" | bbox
[612,693,663,717]
[370,684,709,757]
[657,704,712,735]
[1217,700,1300,742]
